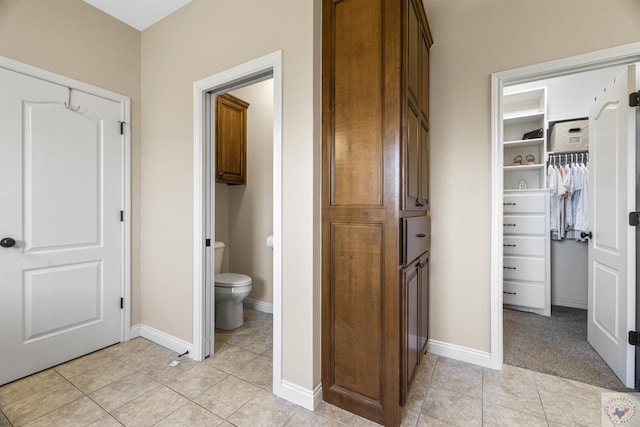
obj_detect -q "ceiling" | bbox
[83,0,192,31]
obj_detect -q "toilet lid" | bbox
[215,273,252,287]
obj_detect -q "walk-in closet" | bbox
[501,64,639,391]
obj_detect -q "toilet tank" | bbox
[214,241,225,274]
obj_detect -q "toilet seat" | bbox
[215,272,252,287]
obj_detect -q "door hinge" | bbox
[629,91,640,108]
[205,239,211,247]
[120,297,124,309]
[629,331,640,346]
[120,211,124,222]
[629,211,640,226]
[118,121,126,135]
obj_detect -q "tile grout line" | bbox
[1,317,280,426]
[32,373,87,426]
[0,407,14,427]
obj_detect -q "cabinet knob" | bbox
[218,172,224,177]
[503,266,516,270]
[415,234,426,238]
[503,291,517,295]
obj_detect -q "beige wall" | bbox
[216,80,274,305]
[140,0,319,388]
[215,184,230,273]
[423,0,640,352]
[0,0,143,325]
[11,0,633,397]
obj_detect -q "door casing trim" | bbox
[192,50,283,395]
[490,41,640,370]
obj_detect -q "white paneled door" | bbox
[588,64,637,388]
[0,68,124,385]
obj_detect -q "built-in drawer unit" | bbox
[503,192,546,214]
[503,215,545,236]
[503,236,546,257]
[503,256,546,282]
[503,281,545,309]
[502,189,549,315]
[403,215,430,265]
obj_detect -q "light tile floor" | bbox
[0,308,626,426]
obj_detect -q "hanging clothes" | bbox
[548,154,589,242]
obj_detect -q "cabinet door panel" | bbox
[407,0,419,104]
[407,266,419,384]
[420,33,429,119]
[419,255,429,355]
[330,223,383,400]
[402,261,420,399]
[216,94,249,185]
[420,123,429,207]
[331,0,383,207]
[405,104,419,209]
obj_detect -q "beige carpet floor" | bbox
[503,306,630,392]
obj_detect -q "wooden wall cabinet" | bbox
[215,93,249,185]
[404,0,430,211]
[322,0,432,425]
[401,253,429,400]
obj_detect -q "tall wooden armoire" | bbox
[321,0,433,426]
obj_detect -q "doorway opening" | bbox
[490,42,640,389]
[193,52,283,394]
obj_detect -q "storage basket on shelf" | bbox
[549,119,589,152]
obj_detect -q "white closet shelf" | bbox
[504,164,545,171]
[504,188,548,193]
[503,87,546,117]
[503,138,544,147]
[503,112,544,123]
[502,86,549,316]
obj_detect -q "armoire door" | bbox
[0,68,124,385]
[587,64,637,388]
[322,0,402,425]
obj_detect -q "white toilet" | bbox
[214,241,253,330]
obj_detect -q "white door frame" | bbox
[490,42,640,369]
[192,51,283,390]
[0,55,132,343]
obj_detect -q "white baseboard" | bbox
[244,298,273,314]
[129,324,141,338]
[427,339,492,369]
[276,380,322,411]
[128,323,194,360]
[552,298,587,310]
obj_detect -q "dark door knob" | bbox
[581,231,593,239]
[0,237,16,248]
